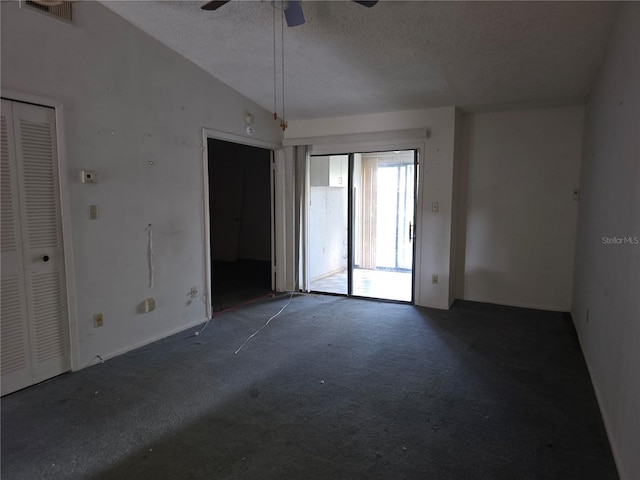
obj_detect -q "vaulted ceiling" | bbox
[102,1,619,120]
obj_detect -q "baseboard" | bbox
[76,316,210,370]
[572,320,625,480]
[458,295,569,312]
[415,299,450,310]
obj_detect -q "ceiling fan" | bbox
[29,0,72,5]
[201,1,378,27]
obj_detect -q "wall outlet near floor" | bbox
[94,313,104,328]
[432,274,439,284]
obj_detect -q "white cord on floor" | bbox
[234,292,294,354]
[193,319,210,336]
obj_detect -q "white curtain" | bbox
[273,145,308,292]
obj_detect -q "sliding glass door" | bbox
[308,150,417,302]
[352,151,415,301]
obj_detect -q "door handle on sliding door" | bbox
[409,222,413,243]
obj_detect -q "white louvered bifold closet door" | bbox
[1,99,70,396]
[1,100,33,395]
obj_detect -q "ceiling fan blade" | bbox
[30,0,64,5]
[284,1,305,27]
[352,0,378,7]
[201,1,231,11]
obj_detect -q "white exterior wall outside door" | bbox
[1,99,70,396]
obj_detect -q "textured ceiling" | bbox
[101,1,619,120]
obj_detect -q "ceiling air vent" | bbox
[23,0,73,22]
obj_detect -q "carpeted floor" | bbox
[1,295,618,479]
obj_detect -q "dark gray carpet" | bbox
[1,295,618,479]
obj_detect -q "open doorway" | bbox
[207,139,273,312]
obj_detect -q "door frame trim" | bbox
[201,128,280,318]
[1,89,78,371]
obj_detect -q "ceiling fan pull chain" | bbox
[273,0,278,121]
[281,2,287,130]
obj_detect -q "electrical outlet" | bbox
[143,298,156,313]
[94,313,104,328]
[89,205,98,220]
[81,170,97,184]
[432,274,439,284]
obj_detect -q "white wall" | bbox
[572,4,640,479]
[1,1,282,368]
[457,106,584,311]
[286,107,457,309]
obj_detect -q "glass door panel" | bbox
[352,151,415,301]
[308,155,348,294]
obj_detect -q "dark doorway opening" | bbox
[207,139,273,312]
